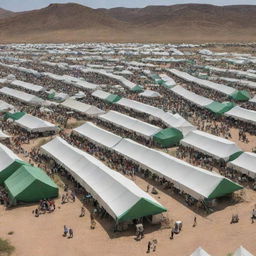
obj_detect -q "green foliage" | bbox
[0,238,15,256]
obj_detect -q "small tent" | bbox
[131,85,143,92]
[191,247,211,256]
[231,90,251,101]
[233,246,254,256]
[153,128,183,148]
[5,165,58,205]
[105,94,122,103]
[4,112,26,121]
[205,101,235,115]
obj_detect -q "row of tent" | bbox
[4,112,59,133]
[72,121,242,200]
[191,246,254,256]
[41,137,167,222]
[0,143,58,204]
[168,69,251,101]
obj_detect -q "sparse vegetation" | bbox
[0,238,15,256]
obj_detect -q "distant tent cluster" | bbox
[0,143,58,205]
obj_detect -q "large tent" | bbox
[181,130,242,161]
[190,247,211,256]
[225,106,256,125]
[171,85,214,107]
[98,110,162,139]
[92,90,122,103]
[0,87,44,105]
[41,137,166,222]
[227,152,256,179]
[230,90,251,101]
[10,80,44,92]
[73,122,122,148]
[61,99,104,117]
[14,114,59,133]
[233,246,254,256]
[5,165,58,204]
[112,138,242,200]
[153,128,183,147]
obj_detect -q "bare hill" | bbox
[0,3,256,43]
[0,8,14,19]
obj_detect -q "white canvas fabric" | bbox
[73,122,122,148]
[11,80,44,92]
[0,87,44,105]
[159,74,176,87]
[61,99,104,116]
[92,90,111,100]
[41,137,164,221]
[113,138,230,200]
[171,85,213,107]
[233,246,254,256]
[139,90,161,98]
[98,110,161,139]
[169,69,236,95]
[15,114,58,133]
[191,247,211,256]
[0,143,20,171]
[0,130,10,140]
[0,100,14,112]
[181,130,241,161]
[227,152,256,178]
[225,106,256,125]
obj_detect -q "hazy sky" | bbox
[0,0,255,12]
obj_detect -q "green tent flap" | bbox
[208,179,243,199]
[105,94,122,104]
[230,90,251,101]
[5,165,58,204]
[48,92,56,99]
[228,151,244,162]
[4,112,26,121]
[131,85,143,92]
[155,79,165,85]
[150,74,160,80]
[153,128,183,148]
[0,160,29,185]
[117,198,167,222]
[205,101,236,115]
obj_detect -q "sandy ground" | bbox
[0,131,256,256]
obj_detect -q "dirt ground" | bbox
[0,132,256,256]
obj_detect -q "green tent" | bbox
[5,165,58,205]
[131,85,143,92]
[228,151,244,162]
[4,112,26,121]
[105,94,122,104]
[155,79,165,85]
[207,179,243,199]
[153,128,183,148]
[0,160,30,185]
[117,198,167,222]
[230,90,251,101]
[150,74,160,80]
[205,101,236,115]
[47,92,56,99]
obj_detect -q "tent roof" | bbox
[0,100,14,112]
[11,80,44,92]
[92,89,111,100]
[225,106,256,125]
[73,122,122,148]
[14,114,58,133]
[191,247,211,256]
[61,99,104,116]
[227,152,256,178]
[233,246,254,256]
[230,90,251,101]
[153,128,183,147]
[5,112,26,121]
[0,143,20,172]
[41,137,166,221]
[0,87,44,105]
[113,138,242,200]
[139,90,161,98]
[105,94,122,103]
[205,101,235,115]
[99,110,162,139]
[171,85,213,107]
[181,130,242,161]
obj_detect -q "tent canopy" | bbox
[191,247,211,256]
[41,137,166,222]
[205,101,236,115]
[233,246,254,256]
[153,128,183,148]
[4,112,26,121]
[5,165,58,204]
[225,106,256,125]
[230,90,251,101]
[139,90,161,98]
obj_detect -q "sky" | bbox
[0,0,255,12]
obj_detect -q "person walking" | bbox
[69,228,73,238]
[63,225,68,237]
[80,206,85,217]
[193,216,197,227]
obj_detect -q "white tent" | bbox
[233,246,254,256]
[112,138,241,200]
[0,87,44,105]
[98,110,162,139]
[92,90,111,100]
[171,85,213,107]
[159,74,176,87]
[181,130,241,161]
[160,112,196,136]
[41,137,166,222]
[0,100,14,112]
[0,143,20,173]
[73,122,122,148]
[61,99,104,117]
[11,80,44,92]
[227,152,256,178]
[169,69,236,96]
[139,90,161,98]
[224,106,256,125]
[190,247,211,256]
[14,114,58,133]
[0,130,10,140]
[116,98,165,119]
